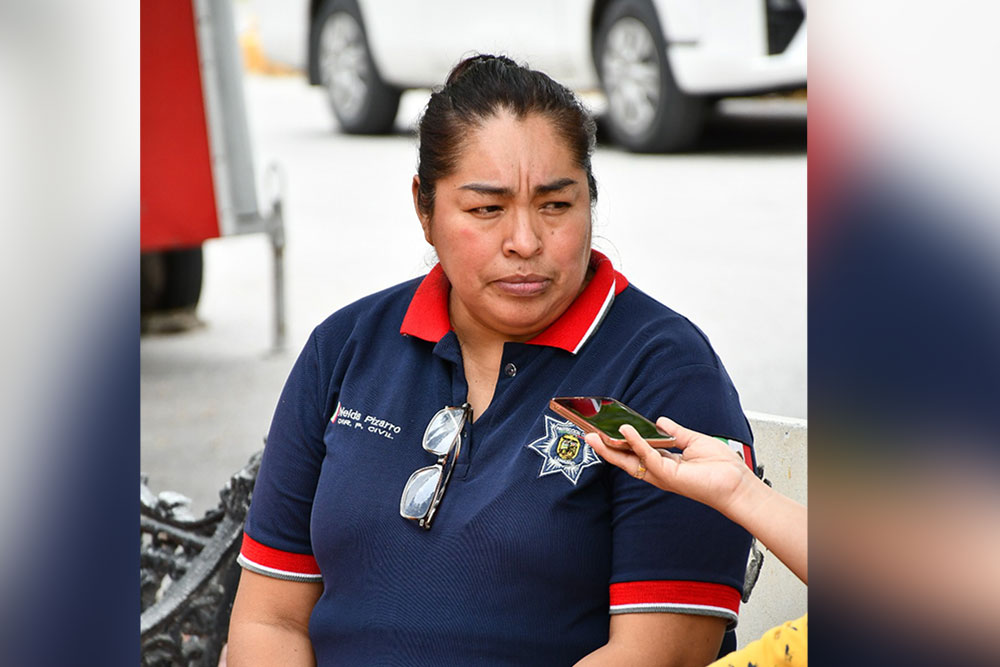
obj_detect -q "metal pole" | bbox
[265,163,287,354]
[269,199,286,354]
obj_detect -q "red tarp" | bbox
[141,0,220,251]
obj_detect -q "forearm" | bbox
[227,620,316,667]
[725,474,808,584]
[574,612,725,667]
[575,640,718,667]
[574,641,646,666]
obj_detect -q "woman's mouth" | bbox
[492,274,551,296]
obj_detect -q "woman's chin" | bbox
[487,312,556,339]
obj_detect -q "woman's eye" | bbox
[468,205,502,216]
[542,201,570,211]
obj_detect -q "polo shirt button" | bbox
[504,362,517,377]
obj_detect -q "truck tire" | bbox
[140,247,203,314]
[594,0,705,152]
[312,0,401,134]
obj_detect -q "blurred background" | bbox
[140,0,807,516]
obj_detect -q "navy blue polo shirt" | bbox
[239,251,755,665]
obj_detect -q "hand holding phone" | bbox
[549,396,675,449]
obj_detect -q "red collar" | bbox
[399,250,628,354]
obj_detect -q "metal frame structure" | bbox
[140,452,262,666]
[194,0,287,351]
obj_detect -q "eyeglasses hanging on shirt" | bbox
[399,403,471,530]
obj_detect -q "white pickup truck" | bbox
[253,0,806,152]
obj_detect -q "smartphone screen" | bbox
[549,397,674,443]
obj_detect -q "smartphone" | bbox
[549,396,675,448]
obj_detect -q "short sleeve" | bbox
[237,331,328,582]
[609,361,755,627]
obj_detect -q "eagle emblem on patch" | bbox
[526,415,602,485]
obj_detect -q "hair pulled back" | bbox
[415,54,598,217]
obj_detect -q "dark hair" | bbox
[415,54,598,216]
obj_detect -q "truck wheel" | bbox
[594,0,705,152]
[312,0,401,134]
[141,247,203,314]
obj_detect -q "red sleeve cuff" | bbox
[237,532,322,582]
[609,580,740,625]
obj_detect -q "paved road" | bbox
[140,73,806,514]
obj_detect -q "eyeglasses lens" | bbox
[423,406,465,456]
[400,465,442,519]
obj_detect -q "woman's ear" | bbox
[412,176,433,245]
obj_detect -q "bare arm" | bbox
[585,417,807,584]
[574,612,727,667]
[227,570,323,666]
[727,464,808,585]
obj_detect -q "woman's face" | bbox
[414,112,592,342]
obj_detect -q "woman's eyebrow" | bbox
[458,183,512,196]
[457,178,578,196]
[534,178,578,195]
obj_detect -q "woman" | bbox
[228,55,754,666]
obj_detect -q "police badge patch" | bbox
[526,415,602,485]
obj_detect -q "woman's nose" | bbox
[502,208,543,258]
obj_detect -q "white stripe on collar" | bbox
[571,277,617,354]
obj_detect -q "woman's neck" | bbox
[450,313,507,422]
